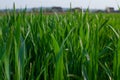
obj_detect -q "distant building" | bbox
[106,7,114,12]
[72,7,82,12]
[52,7,63,12]
[95,10,105,13]
[43,8,52,13]
[32,8,39,12]
[114,10,120,13]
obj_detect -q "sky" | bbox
[0,0,120,10]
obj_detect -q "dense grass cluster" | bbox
[0,9,120,80]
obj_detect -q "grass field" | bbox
[0,9,120,80]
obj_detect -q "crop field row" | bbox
[0,10,120,80]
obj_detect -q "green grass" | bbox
[0,9,120,80]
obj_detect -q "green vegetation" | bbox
[0,9,120,80]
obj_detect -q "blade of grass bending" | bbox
[4,27,13,80]
[0,27,4,60]
[108,25,119,39]
[117,37,120,80]
[51,34,63,80]
[19,36,26,80]
[51,27,75,80]
[67,74,81,80]
[108,25,120,80]
[99,61,112,80]
[82,64,89,80]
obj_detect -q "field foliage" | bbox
[0,9,120,80]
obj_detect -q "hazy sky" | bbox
[0,0,120,10]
